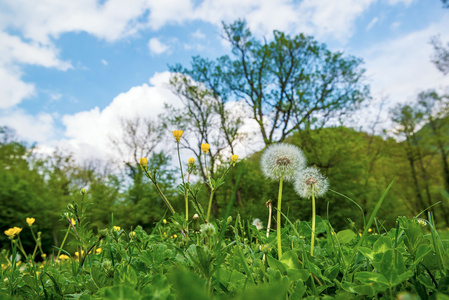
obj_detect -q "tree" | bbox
[171,20,369,147]
[430,36,449,75]
[165,73,244,180]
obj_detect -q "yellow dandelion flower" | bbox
[172,130,184,142]
[26,218,35,226]
[188,157,195,164]
[113,226,121,231]
[201,143,210,153]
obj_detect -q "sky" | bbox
[0,0,448,164]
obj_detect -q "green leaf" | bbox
[267,255,287,275]
[336,229,357,244]
[280,250,301,269]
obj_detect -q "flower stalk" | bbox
[277,176,284,259]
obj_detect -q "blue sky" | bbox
[0,0,448,161]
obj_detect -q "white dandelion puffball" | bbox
[252,218,263,230]
[294,167,329,199]
[260,143,306,182]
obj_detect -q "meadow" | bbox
[2,130,449,300]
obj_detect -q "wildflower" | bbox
[58,254,69,260]
[260,143,306,182]
[368,228,372,233]
[417,219,427,227]
[113,226,121,231]
[1,264,8,270]
[163,219,167,224]
[172,130,184,142]
[294,167,329,199]
[252,218,263,230]
[130,231,136,239]
[231,154,238,166]
[80,188,87,195]
[96,248,102,254]
[192,214,201,233]
[173,234,177,238]
[70,218,76,226]
[41,254,47,259]
[140,157,148,167]
[4,227,22,238]
[26,218,35,226]
[75,250,84,256]
[201,143,210,153]
[188,157,195,164]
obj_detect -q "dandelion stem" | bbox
[277,176,284,259]
[311,186,316,256]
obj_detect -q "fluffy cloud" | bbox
[148,37,170,55]
[60,72,179,161]
[0,109,56,143]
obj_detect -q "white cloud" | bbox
[391,21,401,29]
[60,72,179,161]
[353,15,449,130]
[101,59,108,66]
[191,29,206,39]
[0,109,56,143]
[366,17,379,30]
[0,66,35,108]
[148,37,170,55]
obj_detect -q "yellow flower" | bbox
[231,154,238,163]
[172,130,184,142]
[163,219,167,224]
[26,218,35,226]
[41,254,47,259]
[96,248,102,254]
[113,226,121,231]
[201,143,210,153]
[75,250,84,257]
[4,227,22,238]
[70,218,76,226]
[140,157,148,167]
[368,228,372,233]
[188,157,195,164]
[173,234,177,238]
[1,263,9,270]
[130,231,136,239]
[58,254,69,260]
[80,188,87,195]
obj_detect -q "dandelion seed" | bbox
[260,143,306,182]
[294,167,329,199]
[252,218,263,230]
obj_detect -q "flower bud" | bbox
[188,157,195,164]
[140,157,148,167]
[80,188,87,195]
[192,214,201,232]
[231,154,238,163]
[227,216,233,224]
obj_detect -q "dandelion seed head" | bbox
[294,167,329,199]
[252,218,263,230]
[260,143,306,182]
